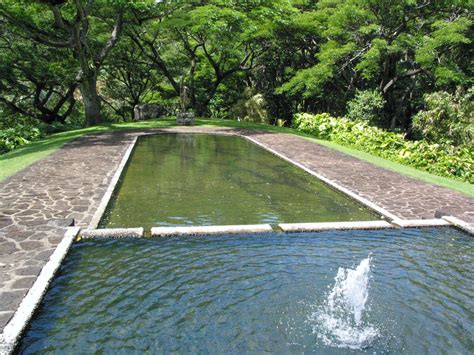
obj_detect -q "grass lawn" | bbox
[1,118,472,197]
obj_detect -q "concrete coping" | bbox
[151,224,273,236]
[88,136,138,229]
[243,136,400,222]
[442,216,474,235]
[80,228,144,238]
[278,220,393,232]
[390,218,451,228]
[0,227,80,355]
[81,218,464,238]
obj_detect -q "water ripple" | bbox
[18,227,474,353]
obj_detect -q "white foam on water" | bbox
[312,255,378,349]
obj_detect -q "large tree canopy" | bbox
[0,0,159,125]
[0,0,472,129]
[276,0,472,127]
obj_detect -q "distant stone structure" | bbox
[133,104,164,120]
[176,111,195,125]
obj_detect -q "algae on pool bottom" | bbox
[99,133,377,229]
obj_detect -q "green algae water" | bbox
[99,134,376,228]
[19,228,473,353]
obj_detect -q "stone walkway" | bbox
[248,131,474,222]
[0,126,472,333]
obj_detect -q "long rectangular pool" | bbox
[19,227,473,353]
[99,134,377,228]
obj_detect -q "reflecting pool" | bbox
[99,134,376,229]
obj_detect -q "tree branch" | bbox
[96,11,124,69]
[0,6,73,48]
[382,68,423,93]
[51,5,69,30]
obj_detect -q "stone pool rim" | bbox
[0,227,80,354]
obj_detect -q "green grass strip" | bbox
[0,120,176,182]
[1,118,472,197]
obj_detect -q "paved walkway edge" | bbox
[0,227,80,355]
[243,136,400,221]
[88,136,138,229]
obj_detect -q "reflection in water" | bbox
[99,134,376,229]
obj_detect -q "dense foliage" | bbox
[293,112,473,182]
[0,121,41,154]
[412,87,473,146]
[0,0,472,181]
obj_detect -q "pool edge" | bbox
[88,136,138,229]
[0,227,80,355]
[279,220,394,232]
[242,135,399,222]
[151,224,274,236]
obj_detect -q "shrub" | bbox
[412,87,473,146]
[346,89,385,125]
[293,112,473,182]
[208,95,229,119]
[0,124,42,154]
[229,88,269,123]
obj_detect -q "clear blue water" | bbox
[19,227,473,353]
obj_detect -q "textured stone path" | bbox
[0,132,134,331]
[247,131,474,222]
[0,126,472,333]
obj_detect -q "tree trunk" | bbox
[130,98,140,121]
[195,103,207,117]
[80,74,101,126]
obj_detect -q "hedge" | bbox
[293,113,473,183]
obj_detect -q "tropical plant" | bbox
[412,87,473,146]
[346,89,385,125]
[293,112,473,182]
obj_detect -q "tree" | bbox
[0,20,77,124]
[0,0,156,125]
[101,38,159,120]
[0,0,471,134]
[276,0,472,128]
[130,1,286,116]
